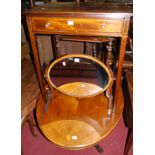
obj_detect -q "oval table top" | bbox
[36,85,123,150]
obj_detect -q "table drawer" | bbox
[32,17,123,34]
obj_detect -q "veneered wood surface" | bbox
[36,86,123,150]
[25,2,132,16]
[58,82,103,97]
[32,17,124,34]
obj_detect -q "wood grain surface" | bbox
[32,17,124,34]
[36,86,123,150]
[25,2,132,15]
[58,82,103,97]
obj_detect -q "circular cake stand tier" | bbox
[36,86,123,150]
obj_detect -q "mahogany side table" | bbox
[25,2,132,104]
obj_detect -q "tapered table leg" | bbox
[124,128,133,155]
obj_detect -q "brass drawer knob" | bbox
[101,24,106,29]
[67,20,74,26]
[45,22,52,28]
